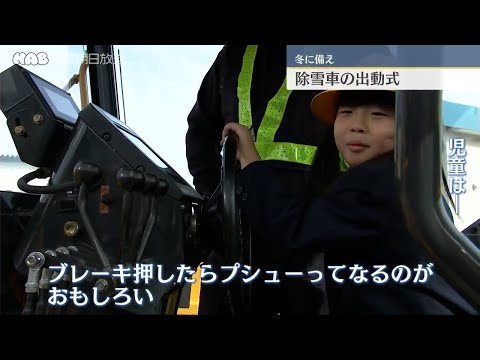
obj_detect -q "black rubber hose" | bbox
[17,168,78,194]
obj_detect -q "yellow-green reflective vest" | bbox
[238,45,349,171]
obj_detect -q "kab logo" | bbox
[12,52,49,65]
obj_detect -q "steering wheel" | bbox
[221,135,240,263]
[221,134,251,315]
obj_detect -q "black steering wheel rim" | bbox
[222,134,255,315]
[221,135,241,264]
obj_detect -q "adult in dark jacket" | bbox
[186,45,332,315]
[223,90,478,314]
[186,45,327,198]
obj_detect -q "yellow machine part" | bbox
[177,265,202,315]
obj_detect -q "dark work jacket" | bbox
[237,154,479,315]
[185,45,329,197]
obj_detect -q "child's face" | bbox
[334,104,395,167]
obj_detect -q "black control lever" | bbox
[73,161,102,185]
[136,174,169,263]
[117,168,145,264]
[73,161,110,269]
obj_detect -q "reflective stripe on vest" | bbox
[237,45,317,166]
